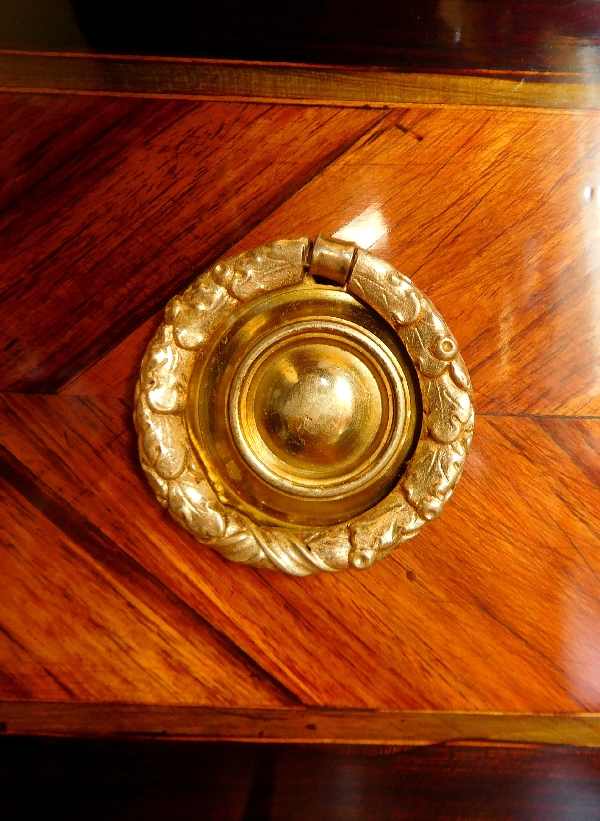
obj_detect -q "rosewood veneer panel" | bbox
[0,93,145,212]
[2,95,600,734]
[0,95,384,392]
[229,106,600,416]
[0,466,293,707]
[72,106,600,415]
[1,395,599,712]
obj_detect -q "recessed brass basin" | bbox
[187,283,420,528]
[135,236,474,575]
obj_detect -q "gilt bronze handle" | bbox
[135,236,474,575]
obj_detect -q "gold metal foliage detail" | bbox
[135,238,474,575]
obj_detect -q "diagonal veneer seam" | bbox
[0,442,304,707]
[8,109,392,395]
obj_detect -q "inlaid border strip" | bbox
[2,704,600,746]
[2,50,600,110]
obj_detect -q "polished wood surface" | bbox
[1,93,600,740]
[3,738,600,821]
[0,95,384,392]
[2,0,600,74]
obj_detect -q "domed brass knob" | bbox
[135,236,474,575]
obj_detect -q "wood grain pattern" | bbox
[0,95,384,391]
[2,394,600,713]
[0,93,145,212]
[81,106,600,415]
[225,106,600,416]
[2,92,600,742]
[0,454,296,707]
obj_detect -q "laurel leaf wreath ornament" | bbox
[135,238,474,576]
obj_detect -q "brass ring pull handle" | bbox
[135,236,474,575]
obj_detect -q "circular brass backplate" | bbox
[186,285,420,527]
[135,237,474,575]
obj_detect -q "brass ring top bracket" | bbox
[135,236,474,575]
